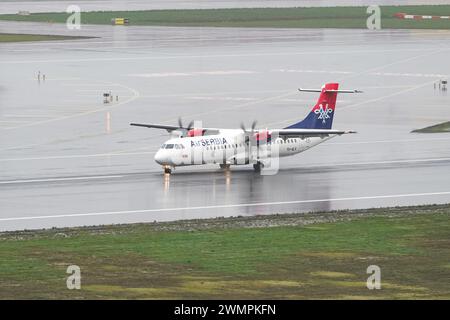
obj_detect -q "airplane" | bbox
[131,83,361,174]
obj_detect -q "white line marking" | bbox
[129,70,256,78]
[339,79,437,111]
[274,68,449,79]
[0,175,124,185]
[2,191,450,222]
[129,72,190,78]
[301,157,450,169]
[187,96,257,101]
[0,151,156,162]
[0,120,30,124]
[324,136,450,146]
[1,48,440,65]
[3,114,54,118]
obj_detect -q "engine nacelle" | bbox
[187,128,205,137]
[254,130,271,143]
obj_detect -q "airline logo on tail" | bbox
[314,103,333,124]
[285,83,361,130]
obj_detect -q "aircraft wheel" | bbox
[253,162,263,172]
[164,167,172,174]
[219,164,230,170]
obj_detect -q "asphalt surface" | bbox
[2,0,450,14]
[1,21,450,231]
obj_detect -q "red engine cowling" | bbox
[187,128,205,137]
[254,130,271,142]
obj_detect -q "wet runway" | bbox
[1,21,450,231]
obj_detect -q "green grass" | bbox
[1,6,450,29]
[0,33,92,42]
[412,121,450,133]
[1,205,449,299]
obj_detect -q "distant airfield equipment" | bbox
[111,18,130,25]
[17,11,30,16]
[103,92,110,104]
[434,79,447,91]
[394,12,450,20]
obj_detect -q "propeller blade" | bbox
[178,117,183,128]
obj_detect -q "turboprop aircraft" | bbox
[131,83,361,174]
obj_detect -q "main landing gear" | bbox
[253,161,264,172]
[219,164,231,170]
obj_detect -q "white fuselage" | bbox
[154,130,334,167]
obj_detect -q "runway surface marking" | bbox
[0,151,157,162]
[2,191,450,222]
[0,48,440,65]
[1,157,449,184]
[274,69,449,78]
[325,136,450,146]
[129,70,256,78]
[339,79,438,111]
[3,80,140,130]
[3,114,55,118]
[263,45,449,127]
[0,175,124,185]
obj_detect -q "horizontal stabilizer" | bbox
[273,128,356,136]
[298,88,363,93]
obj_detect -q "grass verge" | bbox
[1,204,449,299]
[1,6,450,29]
[412,121,450,133]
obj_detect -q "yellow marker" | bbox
[112,18,129,25]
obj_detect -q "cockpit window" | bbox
[161,143,183,149]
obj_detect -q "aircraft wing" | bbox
[130,123,221,135]
[271,129,356,136]
[130,123,182,131]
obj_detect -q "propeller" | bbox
[178,117,194,130]
[240,120,257,134]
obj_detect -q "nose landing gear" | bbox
[219,164,231,170]
[163,165,172,174]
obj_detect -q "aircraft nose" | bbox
[154,150,166,165]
